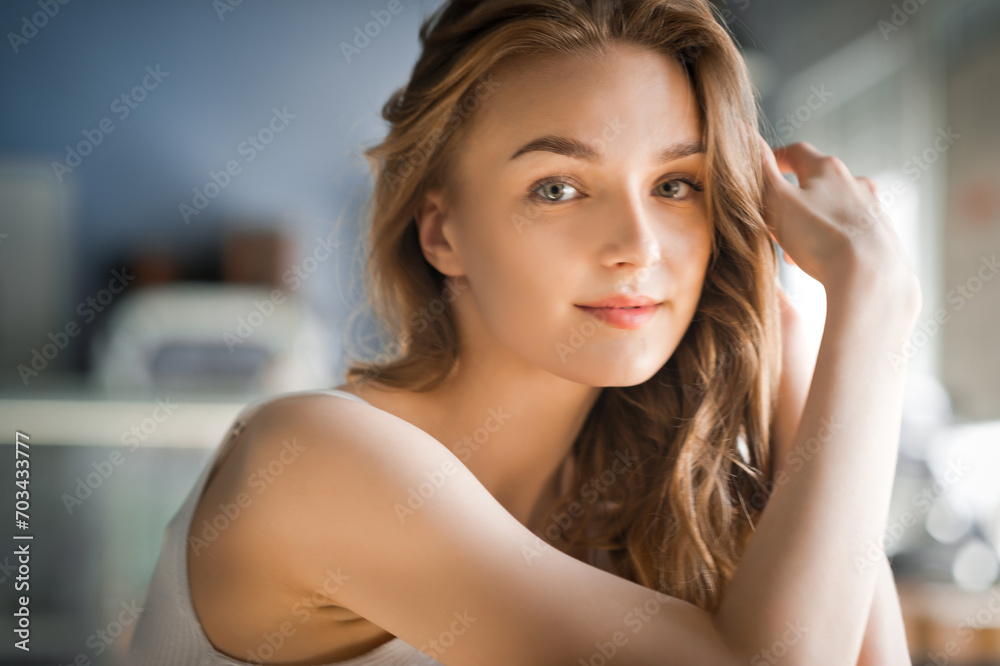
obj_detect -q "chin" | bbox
[551,354,669,389]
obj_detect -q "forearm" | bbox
[857,555,912,665]
[712,273,921,664]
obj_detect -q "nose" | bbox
[597,191,664,273]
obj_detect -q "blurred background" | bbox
[0,0,997,663]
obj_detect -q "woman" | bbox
[128,0,920,664]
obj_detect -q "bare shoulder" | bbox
[187,391,421,659]
[212,390,737,665]
[235,390,406,475]
[239,390,433,495]
[221,390,457,588]
[230,389,416,516]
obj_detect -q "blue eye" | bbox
[528,176,705,204]
[655,179,704,199]
[530,178,582,203]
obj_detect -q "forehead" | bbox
[456,43,703,168]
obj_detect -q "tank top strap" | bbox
[181,388,371,518]
[213,387,369,464]
[312,387,371,405]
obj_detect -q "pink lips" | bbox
[574,294,662,330]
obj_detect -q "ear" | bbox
[414,187,466,278]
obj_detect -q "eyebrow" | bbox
[508,135,705,163]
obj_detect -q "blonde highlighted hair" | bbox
[342,0,782,613]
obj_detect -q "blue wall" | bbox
[0,0,444,370]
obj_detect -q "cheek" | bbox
[669,211,713,271]
[462,218,584,343]
[477,229,576,316]
[675,222,714,316]
[461,196,574,290]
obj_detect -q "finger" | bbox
[856,176,878,197]
[771,141,832,186]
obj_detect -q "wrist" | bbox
[824,259,923,327]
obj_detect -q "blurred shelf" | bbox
[901,580,1000,664]
[0,392,251,449]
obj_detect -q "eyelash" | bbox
[527,174,705,203]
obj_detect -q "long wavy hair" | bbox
[341,0,782,614]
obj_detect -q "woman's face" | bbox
[421,42,713,387]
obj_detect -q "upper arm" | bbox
[240,395,739,666]
[772,286,817,468]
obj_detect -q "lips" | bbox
[574,296,662,330]
[575,294,661,309]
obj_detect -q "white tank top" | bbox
[127,388,445,665]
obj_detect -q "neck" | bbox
[349,359,601,527]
